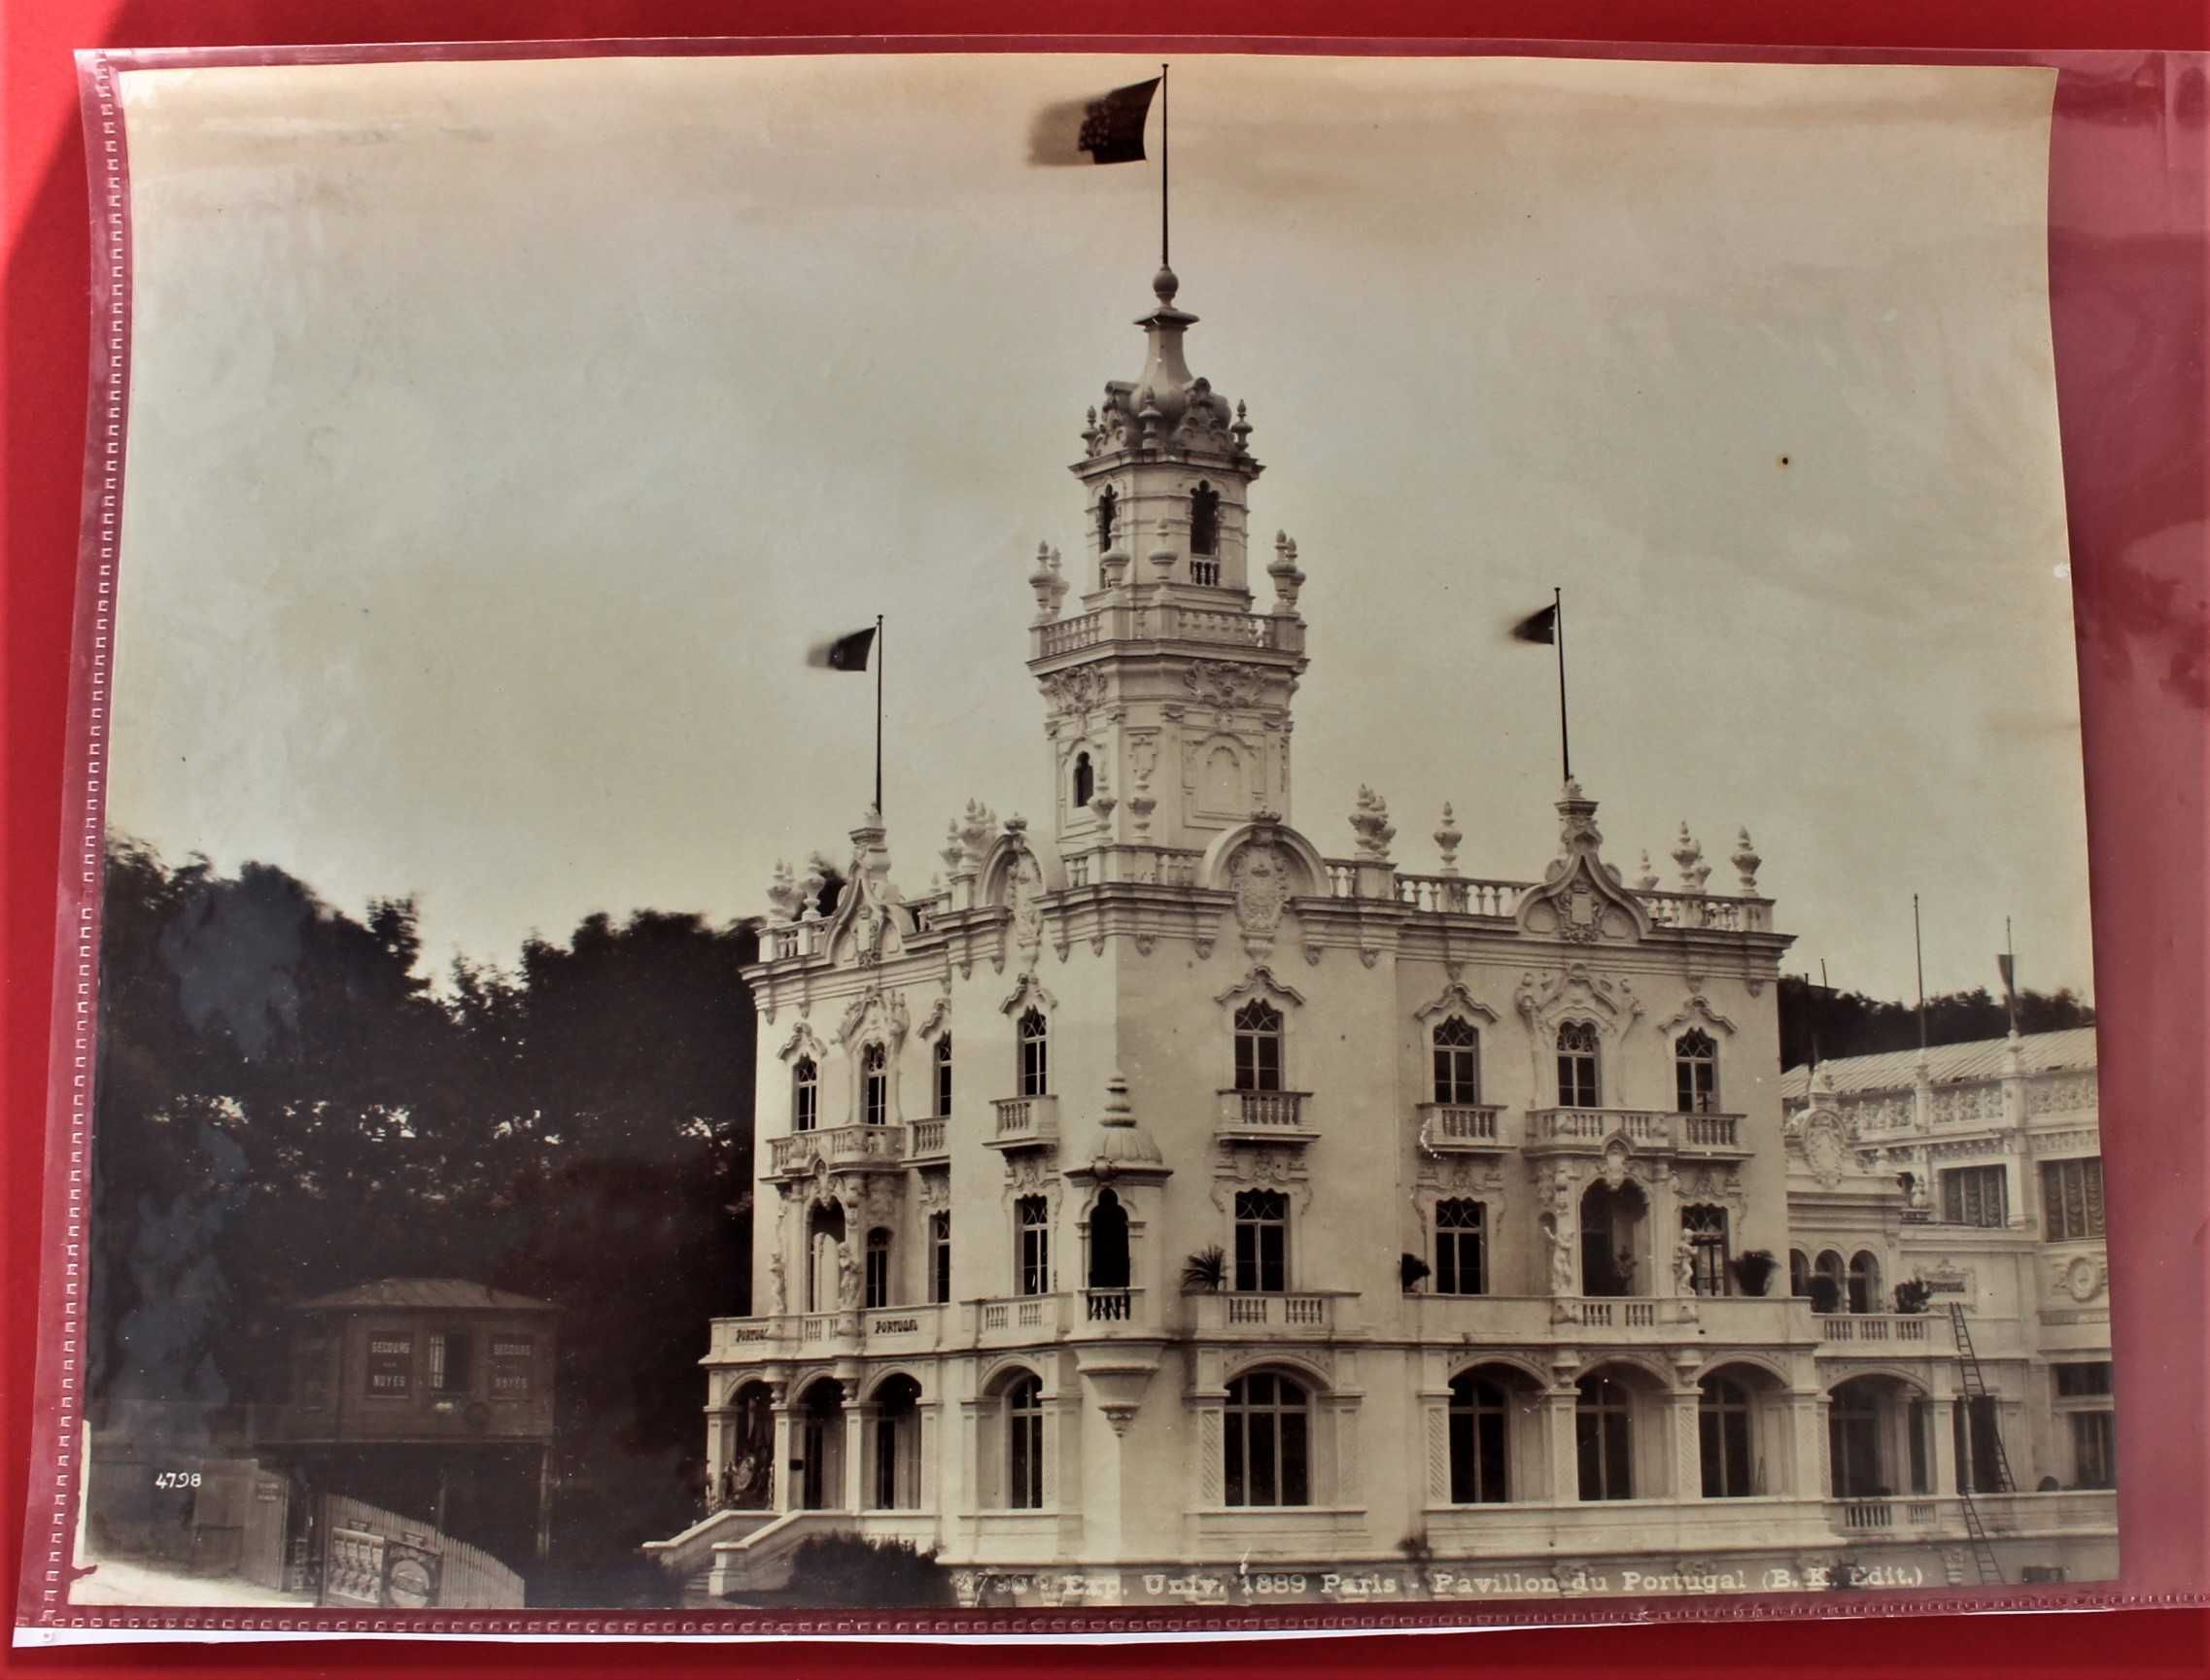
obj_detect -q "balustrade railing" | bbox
[1816,1313,1937,1344]
[765,921,832,962]
[1635,889,1774,933]
[1082,1287,1137,1322]
[1393,874,1527,916]
[1522,1108,1745,1152]
[1032,604,1303,660]
[1418,1103,1503,1146]
[1681,1113,1742,1148]
[908,1118,948,1157]
[1216,1089,1312,1132]
[1577,1299,1662,1328]
[770,1123,909,1174]
[991,1094,1059,1142]
[1196,1291,1335,1333]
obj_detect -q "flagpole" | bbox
[1553,586,1571,784]
[1914,892,1927,1051]
[875,613,884,818]
[2005,913,2018,1034]
[1159,62,1170,268]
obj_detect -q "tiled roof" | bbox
[1779,1025,2098,1101]
[295,1278,557,1313]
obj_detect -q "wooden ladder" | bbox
[1950,1301,2012,1585]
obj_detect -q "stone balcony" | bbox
[986,1094,1059,1149]
[1415,1102,1508,1152]
[1182,1289,1352,1339]
[908,1118,948,1162]
[704,1302,951,1360]
[766,1122,912,1179]
[1214,1088,1318,1144]
[1812,1312,1953,1354]
[1030,601,1305,663]
[1522,1107,1751,1158]
[1409,1292,1819,1349]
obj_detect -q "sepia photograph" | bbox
[52,48,2117,1621]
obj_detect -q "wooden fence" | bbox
[320,1492,525,1609]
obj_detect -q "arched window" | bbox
[864,1226,892,1310]
[1789,1250,1812,1297]
[1005,1374,1045,1510]
[930,1211,951,1305]
[872,1375,921,1511]
[1699,1374,1756,1496]
[1016,1196,1051,1296]
[1191,481,1221,557]
[1083,1184,1131,1308]
[1072,751,1094,810]
[1224,1372,1311,1507]
[1448,1369,1511,1503]
[792,1056,818,1133]
[1434,1199,1487,1296]
[1557,1020,1601,1108]
[1675,1029,1719,1114]
[1576,1374,1635,1500]
[1681,1204,1731,1296]
[1094,485,1119,553]
[934,1034,953,1118]
[1433,1016,1482,1104]
[1018,1008,1049,1098]
[1233,999,1284,1092]
[1233,1189,1289,1292]
[1847,1250,1882,1316]
[860,1043,888,1125]
[1813,1249,1847,1312]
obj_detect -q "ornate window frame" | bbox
[1514,963,1642,1098]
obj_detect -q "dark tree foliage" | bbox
[88,837,757,1586]
[778,1535,955,1608]
[1776,977,2094,1072]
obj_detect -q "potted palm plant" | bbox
[1730,1249,1778,1297]
[1180,1245,1226,1292]
[1400,1252,1433,1294]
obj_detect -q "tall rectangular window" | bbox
[864,1228,891,1310]
[1674,1030,1719,1114]
[427,1330,471,1394]
[1432,1017,1481,1104]
[1233,1189,1289,1292]
[1681,1205,1731,1296]
[931,1212,951,1305]
[1941,1164,2009,1228]
[1556,1020,1601,1108]
[1017,1196,1051,1296]
[861,1043,888,1124]
[1433,1199,1486,1295]
[2040,1157,2105,1242]
[2071,1411,2118,1489]
[1018,1010,1049,1098]
[1232,1001,1284,1093]
[934,1035,953,1118]
[792,1057,818,1133]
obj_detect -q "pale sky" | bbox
[109,52,2092,1005]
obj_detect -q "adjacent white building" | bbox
[645,264,2116,1607]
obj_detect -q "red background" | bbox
[8,2,2209,1674]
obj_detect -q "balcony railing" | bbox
[908,1118,948,1159]
[988,1094,1059,1147]
[1634,888,1775,934]
[1081,1286,1140,1323]
[1574,1297,1664,1328]
[1186,1290,1344,1337]
[1814,1313,1944,1346]
[1836,1497,1941,1533]
[1031,603,1304,661]
[1215,1088,1314,1138]
[1523,1108,1748,1154]
[1393,874,1526,917]
[974,1293,1065,1342]
[708,1304,948,1357]
[1416,1103,1505,1149]
[769,1123,908,1175]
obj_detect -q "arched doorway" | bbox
[1447,1363,1537,1504]
[1087,1189,1131,1319]
[1828,1374,1932,1500]
[719,1381,776,1510]
[806,1200,847,1313]
[1580,1179,1649,1297]
[870,1374,922,1511]
[1699,1361,1788,1498]
[796,1378,846,1510]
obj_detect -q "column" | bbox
[1667,1387,1703,1500]
[772,1399,798,1513]
[1545,1389,1581,1503]
[1930,1397,1959,1495]
[843,1389,871,1513]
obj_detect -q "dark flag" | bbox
[1997,952,2018,1001]
[1029,78,1161,166]
[806,626,877,671]
[1510,602,1559,644]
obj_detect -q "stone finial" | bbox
[1556,782,1602,855]
[1100,546,1130,589]
[1003,812,1029,838]
[1088,767,1118,826]
[1635,850,1660,892]
[1028,541,1061,623]
[1350,785,1396,862]
[1434,803,1463,875]
[1048,545,1068,611]
[1137,385,1163,446]
[939,820,966,876]
[1231,399,1254,457]
[1268,530,1306,614]
[1730,826,1762,895]
[1672,823,1710,893]
[766,859,801,923]
[798,858,828,922]
[1148,544,1176,581]
[958,800,996,865]
[1082,404,1100,453]
[1127,792,1157,838]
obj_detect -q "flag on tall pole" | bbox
[1510,589,1572,784]
[1999,915,2019,1033]
[1914,892,1928,1051]
[805,619,886,816]
[1027,76,1162,166]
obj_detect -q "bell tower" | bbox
[1026,265,1310,859]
